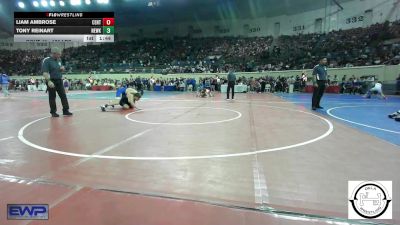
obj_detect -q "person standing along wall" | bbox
[63,77,69,93]
[0,71,10,97]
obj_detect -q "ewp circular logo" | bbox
[349,181,392,219]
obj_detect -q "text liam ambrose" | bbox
[16,20,57,25]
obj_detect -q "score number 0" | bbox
[102,18,115,34]
[103,18,114,26]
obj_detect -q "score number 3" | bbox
[102,18,115,34]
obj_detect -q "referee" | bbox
[226,67,236,100]
[42,47,72,117]
[311,57,328,110]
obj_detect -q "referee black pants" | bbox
[48,79,69,114]
[227,81,235,99]
[312,80,326,108]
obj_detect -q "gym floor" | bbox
[0,91,399,225]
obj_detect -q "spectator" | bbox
[0,70,10,97]
[1,20,399,76]
[63,77,70,93]
[396,74,400,94]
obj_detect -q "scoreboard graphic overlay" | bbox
[14,12,114,43]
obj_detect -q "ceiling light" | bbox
[70,0,81,5]
[18,1,25,8]
[41,0,48,7]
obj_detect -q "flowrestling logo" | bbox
[7,204,49,220]
[348,181,392,219]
